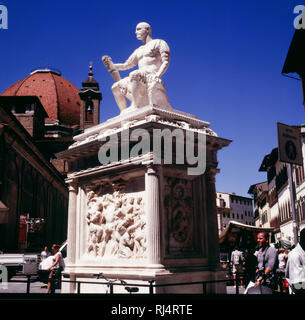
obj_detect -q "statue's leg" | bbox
[147,79,171,109]
[129,71,149,108]
[147,81,157,106]
[112,81,128,112]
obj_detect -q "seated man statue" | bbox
[102,22,172,112]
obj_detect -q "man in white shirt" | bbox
[40,246,50,262]
[285,228,305,295]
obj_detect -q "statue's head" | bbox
[135,22,152,41]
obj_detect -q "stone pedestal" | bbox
[57,105,231,294]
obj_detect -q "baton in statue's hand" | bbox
[102,56,121,82]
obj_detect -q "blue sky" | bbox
[0,0,304,197]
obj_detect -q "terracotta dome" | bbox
[1,68,81,125]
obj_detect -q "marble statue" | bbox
[102,22,172,112]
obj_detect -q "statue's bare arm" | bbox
[148,40,170,80]
[153,40,170,80]
[156,50,170,78]
[113,50,138,71]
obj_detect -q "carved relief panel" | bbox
[85,177,146,260]
[163,176,203,257]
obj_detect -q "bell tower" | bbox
[79,62,102,131]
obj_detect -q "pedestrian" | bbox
[46,244,65,294]
[230,246,243,286]
[284,249,290,265]
[278,248,286,269]
[285,228,305,295]
[244,248,257,288]
[277,248,286,292]
[254,232,279,292]
[40,246,51,262]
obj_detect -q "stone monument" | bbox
[58,22,231,294]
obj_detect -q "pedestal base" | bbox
[58,105,231,295]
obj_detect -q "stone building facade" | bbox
[249,137,305,245]
[0,97,68,251]
[248,181,271,229]
[0,67,101,252]
[216,192,254,234]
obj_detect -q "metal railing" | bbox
[60,272,240,295]
[6,273,39,294]
[60,277,236,295]
[3,271,287,295]
[2,272,239,294]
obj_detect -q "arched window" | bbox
[85,101,94,121]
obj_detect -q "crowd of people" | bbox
[229,229,305,295]
[37,231,305,295]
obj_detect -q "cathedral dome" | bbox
[1,68,81,126]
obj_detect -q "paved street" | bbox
[0,275,60,294]
[226,285,245,294]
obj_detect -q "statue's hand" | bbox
[102,55,116,71]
